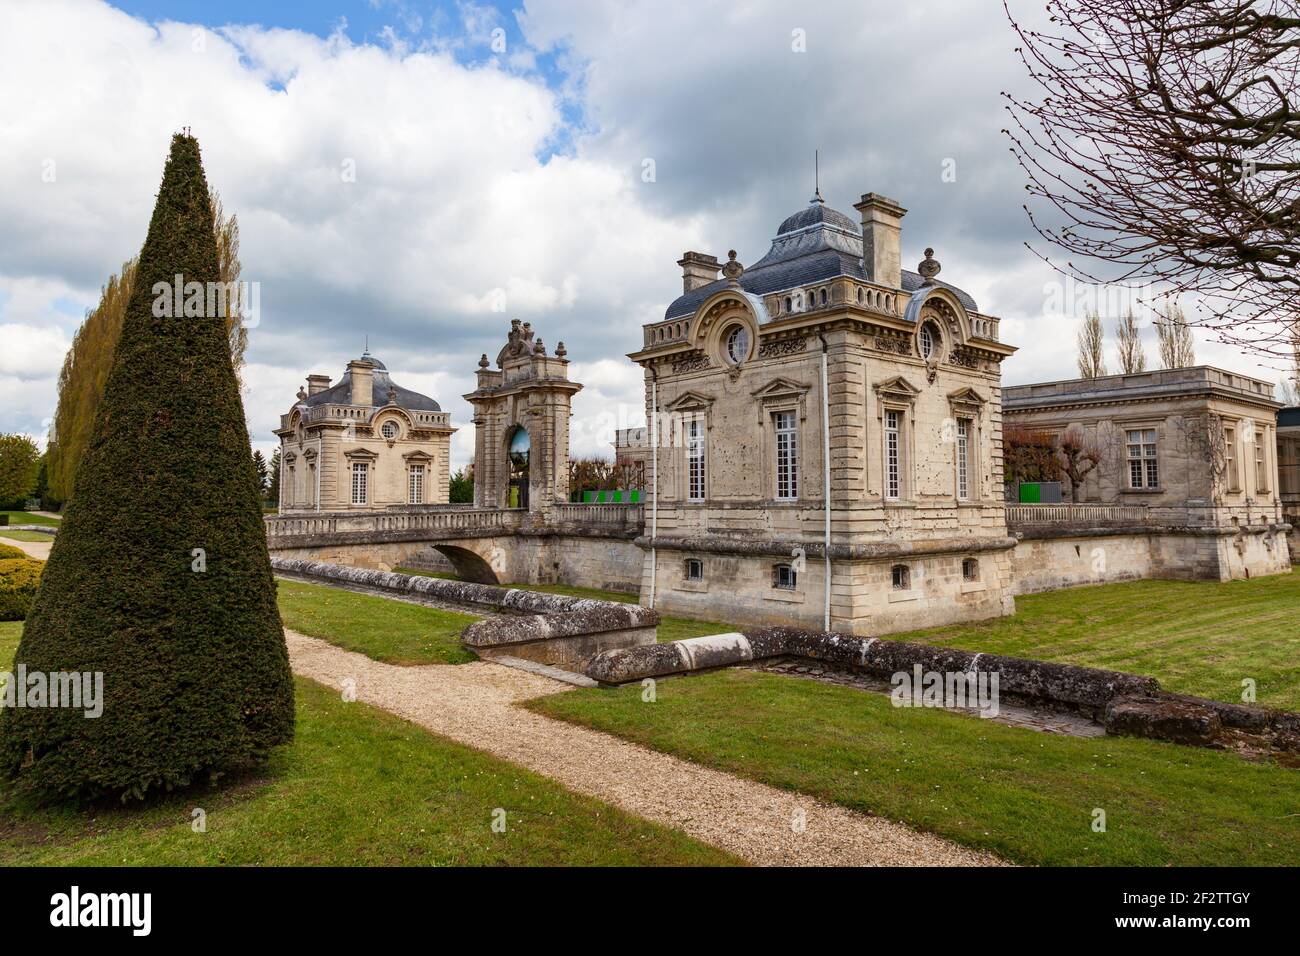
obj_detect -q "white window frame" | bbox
[772,563,797,590]
[774,410,798,501]
[885,409,903,500]
[891,564,910,590]
[351,461,369,505]
[687,418,706,502]
[1125,428,1159,489]
[685,558,703,581]
[1224,424,1239,492]
[408,463,425,504]
[1254,425,1269,493]
[956,418,971,501]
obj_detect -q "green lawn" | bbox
[531,667,1300,866]
[0,530,53,542]
[276,579,479,664]
[394,568,731,643]
[0,512,59,527]
[0,622,735,866]
[898,573,1300,710]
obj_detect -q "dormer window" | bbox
[724,325,750,365]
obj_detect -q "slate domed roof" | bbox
[300,352,441,412]
[663,196,979,321]
[776,201,860,237]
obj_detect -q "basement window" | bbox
[962,558,979,582]
[772,563,797,590]
[891,564,911,590]
[685,559,703,581]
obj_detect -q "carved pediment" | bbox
[947,386,987,414]
[665,390,715,412]
[873,376,921,404]
[751,377,811,401]
[343,447,379,461]
[402,450,434,462]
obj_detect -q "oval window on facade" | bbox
[724,325,751,365]
[919,321,941,360]
[381,421,399,439]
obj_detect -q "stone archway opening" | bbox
[507,426,530,510]
[434,545,500,584]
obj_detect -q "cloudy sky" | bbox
[0,0,1287,467]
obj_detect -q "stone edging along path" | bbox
[284,629,1004,867]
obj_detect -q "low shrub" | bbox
[0,558,43,621]
[0,543,27,560]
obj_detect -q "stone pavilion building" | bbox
[276,351,455,511]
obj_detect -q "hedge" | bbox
[0,134,294,801]
[0,557,42,621]
[0,542,28,560]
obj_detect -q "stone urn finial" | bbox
[296,385,307,401]
[918,248,941,285]
[555,341,567,358]
[722,249,744,285]
[533,338,546,356]
[478,353,490,369]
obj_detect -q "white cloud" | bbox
[0,0,1287,465]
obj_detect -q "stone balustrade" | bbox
[1006,503,1149,528]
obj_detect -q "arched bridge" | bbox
[264,503,645,590]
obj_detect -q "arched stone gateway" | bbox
[465,321,581,513]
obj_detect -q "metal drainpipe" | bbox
[818,333,831,631]
[314,436,323,512]
[648,367,660,610]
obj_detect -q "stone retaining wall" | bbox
[584,624,1300,757]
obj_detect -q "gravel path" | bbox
[286,629,1003,867]
[3,538,51,560]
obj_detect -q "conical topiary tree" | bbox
[0,133,294,800]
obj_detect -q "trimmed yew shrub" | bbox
[0,134,294,801]
[0,558,42,621]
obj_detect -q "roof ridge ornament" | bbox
[918,247,941,285]
[722,249,744,285]
[810,148,824,205]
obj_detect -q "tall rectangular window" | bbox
[687,419,706,502]
[956,418,971,500]
[1255,427,1268,492]
[351,462,368,505]
[1224,426,1238,491]
[1126,428,1158,489]
[408,464,425,504]
[774,411,798,500]
[885,409,901,500]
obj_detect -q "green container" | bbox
[1019,482,1042,503]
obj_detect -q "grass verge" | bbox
[898,573,1300,710]
[276,579,479,664]
[0,621,736,866]
[530,667,1300,866]
[0,512,59,527]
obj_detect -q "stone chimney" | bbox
[347,358,374,407]
[853,193,907,288]
[677,251,721,293]
[306,374,331,396]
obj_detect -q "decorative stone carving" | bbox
[918,247,941,285]
[672,354,711,374]
[873,334,911,356]
[757,336,807,359]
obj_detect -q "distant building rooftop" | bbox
[1005,366,1280,411]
